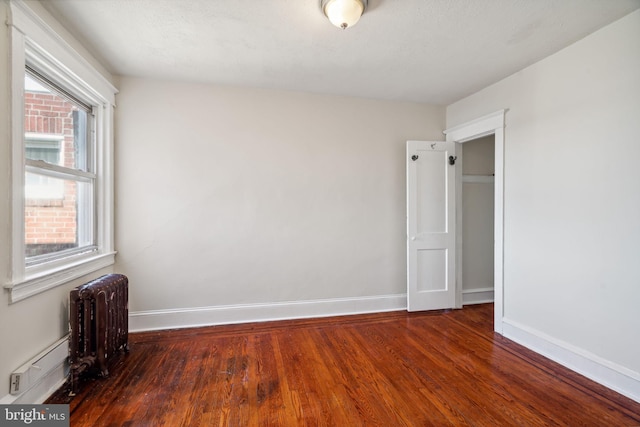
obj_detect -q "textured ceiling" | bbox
[40,0,640,105]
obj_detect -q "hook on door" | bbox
[411,155,419,161]
[449,156,457,165]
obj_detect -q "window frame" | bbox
[5,0,117,303]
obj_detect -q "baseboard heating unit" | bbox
[10,336,69,398]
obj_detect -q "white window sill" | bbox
[4,251,116,304]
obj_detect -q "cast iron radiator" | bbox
[69,273,129,394]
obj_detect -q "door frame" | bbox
[444,110,506,334]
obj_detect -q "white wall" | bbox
[114,77,444,327]
[447,10,640,397]
[0,1,115,400]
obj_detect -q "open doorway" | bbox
[444,110,506,333]
[460,135,495,305]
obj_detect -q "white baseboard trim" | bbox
[462,287,494,305]
[130,293,408,332]
[502,317,640,403]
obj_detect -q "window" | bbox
[6,1,117,303]
[23,70,95,261]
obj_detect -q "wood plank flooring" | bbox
[47,304,640,426]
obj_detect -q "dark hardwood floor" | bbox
[47,304,640,426]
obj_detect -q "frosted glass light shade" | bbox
[322,0,366,29]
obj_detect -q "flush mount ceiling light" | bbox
[322,0,368,30]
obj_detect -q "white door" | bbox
[407,140,456,311]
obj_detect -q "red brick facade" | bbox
[24,90,78,254]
